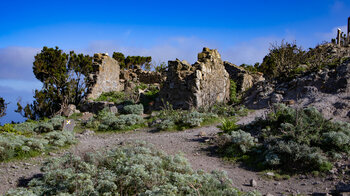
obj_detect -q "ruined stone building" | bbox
[157,48,231,109]
[86,53,121,99]
[85,48,264,111]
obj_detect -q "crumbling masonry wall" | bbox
[158,48,230,109]
[86,53,121,99]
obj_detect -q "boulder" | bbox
[80,112,94,121]
[62,104,80,117]
[157,47,230,109]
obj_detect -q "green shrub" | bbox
[181,111,203,127]
[13,121,38,133]
[98,110,144,131]
[97,108,116,121]
[154,61,168,73]
[322,131,350,152]
[0,130,77,162]
[226,130,256,154]
[218,118,239,134]
[6,142,259,196]
[135,82,148,90]
[257,40,305,80]
[153,108,218,131]
[0,124,18,134]
[122,104,144,115]
[48,115,65,130]
[216,104,350,173]
[0,116,75,162]
[156,119,175,131]
[95,91,126,104]
[45,130,76,148]
[34,122,54,133]
[230,80,239,104]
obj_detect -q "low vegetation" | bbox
[95,91,126,104]
[5,142,260,196]
[0,116,76,162]
[257,40,345,81]
[216,104,350,173]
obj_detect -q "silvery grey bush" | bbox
[6,142,260,196]
[123,104,144,115]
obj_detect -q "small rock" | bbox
[250,179,257,187]
[10,165,18,169]
[198,131,207,137]
[329,167,337,174]
[271,93,283,103]
[81,129,95,136]
[266,172,275,177]
[48,152,56,156]
[204,139,210,142]
[265,193,274,196]
[23,162,30,166]
[109,106,118,114]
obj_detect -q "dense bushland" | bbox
[6,142,260,196]
[216,104,350,173]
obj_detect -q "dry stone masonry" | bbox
[119,65,166,92]
[158,47,230,109]
[86,53,121,99]
[224,61,264,92]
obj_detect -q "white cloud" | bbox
[0,46,39,80]
[221,35,297,65]
[317,25,347,42]
[0,79,41,92]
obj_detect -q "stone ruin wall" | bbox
[86,53,121,99]
[86,49,264,111]
[157,47,230,109]
[86,53,166,99]
[119,67,166,92]
[224,61,265,92]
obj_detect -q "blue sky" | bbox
[0,0,349,124]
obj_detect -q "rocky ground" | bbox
[244,59,350,124]
[1,109,349,195]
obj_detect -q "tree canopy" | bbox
[17,46,94,119]
[257,40,305,80]
[112,52,152,70]
[0,97,7,118]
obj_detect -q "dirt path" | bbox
[0,110,338,195]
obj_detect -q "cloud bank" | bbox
[0,47,39,80]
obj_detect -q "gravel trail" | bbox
[0,109,338,195]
